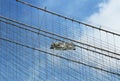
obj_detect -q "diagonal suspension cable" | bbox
[3,44,84,81]
[2,23,118,72]
[3,36,115,79]
[0,16,120,57]
[16,0,120,37]
[0,15,118,56]
[0,37,120,76]
[0,18,120,61]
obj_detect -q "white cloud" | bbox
[88,0,120,33]
[85,0,120,71]
[26,0,120,80]
[86,0,120,54]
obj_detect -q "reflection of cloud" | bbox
[86,0,120,72]
[88,0,120,33]
[21,0,120,80]
[57,0,120,79]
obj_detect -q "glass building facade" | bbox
[0,0,120,81]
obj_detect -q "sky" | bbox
[38,0,120,33]
[34,0,107,21]
[88,0,120,33]
[1,0,120,81]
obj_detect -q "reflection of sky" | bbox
[1,0,119,81]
